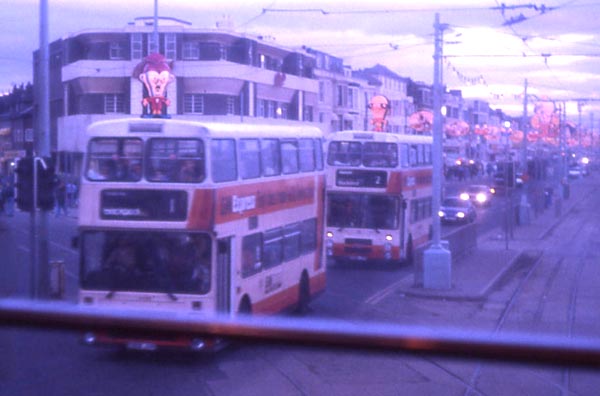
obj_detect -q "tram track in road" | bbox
[459,183,599,396]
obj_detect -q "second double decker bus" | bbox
[324,130,433,266]
[76,118,326,351]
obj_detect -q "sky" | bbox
[2,0,600,124]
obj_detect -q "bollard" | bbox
[49,260,65,299]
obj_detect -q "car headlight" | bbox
[457,212,465,218]
[490,187,496,194]
[459,193,469,201]
[475,193,486,203]
[438,211,445,217]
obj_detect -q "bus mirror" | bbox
[71,236,79,250]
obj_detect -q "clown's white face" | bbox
[142,70,172,97]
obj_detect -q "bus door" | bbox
[216,238,232,314]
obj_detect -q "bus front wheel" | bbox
[295,272,311,315]
[405,235,414,266]
[238,296,252,315]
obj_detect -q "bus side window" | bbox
[314,138,324,170]
[300,218,317,254]
[261,138,281,177]
[242,233,262,278]
[211,139,237,182]
[263,228,283,269]
[400,144,410,168]
[281,140,299,174]
[298,138,315,172]
[424,144,432,164]
[283,223,301,261]
[409,145,418,167]
[239,138,261,180]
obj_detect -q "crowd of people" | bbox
[0,172,78,217]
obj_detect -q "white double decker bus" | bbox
[324,130,433,266]
[76,118,326,351]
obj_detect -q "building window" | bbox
[303,106,314,122]
[257,99,266,118]
[337,85,344,107]
[109,42,125,60]
[199,42,222,61]
[182,42,199,60]
[164,33,176,60]
[131,33,143,59]
[148,33,158,55]
[183,94,204,114]
[319,81,325,102]
[347,87,358,109]
[226,97,235,115]
[279,103,289,119]
[267,101,276,118]
[104,94,124,113]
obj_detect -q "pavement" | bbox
[397,175,596,301]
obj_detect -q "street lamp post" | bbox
[518,79,531,225]
[423,13,452,290]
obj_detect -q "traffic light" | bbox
[37,157,56,211]
[505,161,515,188]
[14,156,57,212]
[15,157,34,212]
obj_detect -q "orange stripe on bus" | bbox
[187,189,215,229]
[215,177,316,224]
[251,272,326,315]
[387,169,433,194]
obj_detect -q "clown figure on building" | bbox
[368,95,390,132]
[134,53,175,118]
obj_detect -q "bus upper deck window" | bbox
[147,138,205,183]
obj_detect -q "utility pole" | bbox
[423,13,451,290]
[518,79,530,225]
[153,0,159,53]
[36,0,51,299]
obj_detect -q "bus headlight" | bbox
[326,237,333,256]
[459,192,469,201]
[457,212,465,218]
[190,338,206,351]
[83,332,96,345]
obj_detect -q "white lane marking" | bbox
[365,273,411,305]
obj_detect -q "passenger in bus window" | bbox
[127,160,142,180]
[87,160,113,180]
[114,159,130,180]
[105,237,141,282]
[150,168,169,182]
[178,159,198,182]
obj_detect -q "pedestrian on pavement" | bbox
[54,174,68,217]
[2,175,15,216]
[66,180,77,208]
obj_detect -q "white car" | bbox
[459,185,495,206]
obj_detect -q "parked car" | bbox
[439,197,477,224]
[459,184,495,206]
